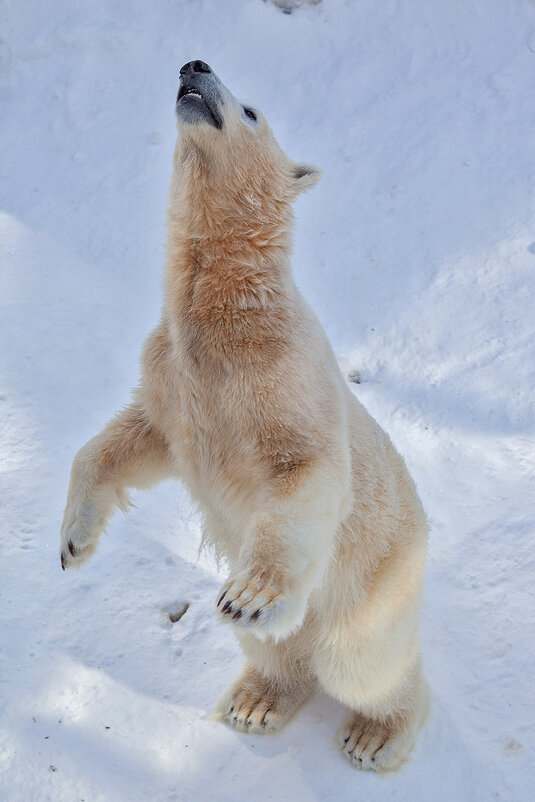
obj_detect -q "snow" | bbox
[1,0,534,799]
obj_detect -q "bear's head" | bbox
[173,61,321,233]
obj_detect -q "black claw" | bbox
[232,610,242,620]
[222,600,232,614]
[217,590,227,606]
[68,540,75,556]
[250,609,261,621]
[344,736,350,744]
[61,552,66,571]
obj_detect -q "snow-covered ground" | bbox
[1,0,534,799]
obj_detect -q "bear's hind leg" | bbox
[216,663,314,734]
[215,628,315,734]
[338,662,429,772]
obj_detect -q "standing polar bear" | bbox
[60,61,429,772]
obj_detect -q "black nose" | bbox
[180,60,212,77]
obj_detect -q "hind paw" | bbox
[216,665,310,734]
[338,712,416,772]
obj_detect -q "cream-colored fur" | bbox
[60,65,429,772]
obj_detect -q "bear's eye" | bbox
[243,106,257,122]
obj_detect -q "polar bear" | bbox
[60,60,429,772]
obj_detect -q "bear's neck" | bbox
[162,165,296,358]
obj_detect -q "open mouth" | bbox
[176,82,223,129]
[177,85,204,102]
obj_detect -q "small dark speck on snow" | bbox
[168,601,190,623]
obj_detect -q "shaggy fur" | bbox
[60,64,429,772]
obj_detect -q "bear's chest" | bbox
[171,355,265,515]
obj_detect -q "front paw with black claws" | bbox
[216,567,312,641]
[59,495,113,570]
[60,539,77,570]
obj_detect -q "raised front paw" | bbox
[60,497,110,570]
[216,567,310,641]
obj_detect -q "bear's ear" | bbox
[291,163,322,195]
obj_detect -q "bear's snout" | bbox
[176,60,223,131]
[180,60,212,76]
